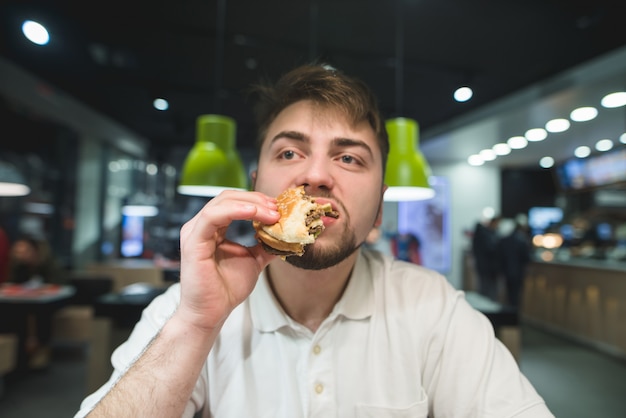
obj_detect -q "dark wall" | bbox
[500,168,558,218]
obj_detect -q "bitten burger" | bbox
[253,186,338,258]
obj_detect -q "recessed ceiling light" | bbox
[601,91,626,108]
[545,118,570,133]
[479,149,496,161]
[539,156,554,168]
[620,133,626,144]
[153,98,169,111]
[507,136,528,149]
[492,143,511,155]
[146,163,158,175]
[570,106,598,122]
[22,20,49,45]
[525,128,548,142]
[574,146,591,158]
[454,86,473,102]
[595,139,613,152]
[468,154,484,166]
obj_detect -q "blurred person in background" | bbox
[499,222,532,309]
[5,235,66,369]
[391,232,423,265]
[472,216,502,301]
[8,235,64,285]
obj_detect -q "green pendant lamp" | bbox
[384,117,435,201]
[177,114,248,197]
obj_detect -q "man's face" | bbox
[254,100,385,269]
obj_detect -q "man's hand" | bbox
[176,190,280,333]
[84,190,280,417]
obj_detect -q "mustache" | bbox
[309,190,348,217]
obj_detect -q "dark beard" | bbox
[285,227,358,270]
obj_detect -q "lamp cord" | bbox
[214,0,226,112]
[394,0,404,116]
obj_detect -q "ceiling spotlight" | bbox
[574,146,591,158]
[153,98,169,111]
[539,156,554,168]
[22,20,49,45]
[545,118,570,133]
[479,149,496,161]
[595,139,613,152]
[454,86,473,102]
[525,128,548,142]
[492,143,511,155]
[620,133,626,144]
[570,106,598,122]
[468,154,484,166]
[507,136,528,149]
[601,91,626,108]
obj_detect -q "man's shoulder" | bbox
[363,249,452,293]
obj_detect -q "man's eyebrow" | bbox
[269,130,308,144]
[332,137,374,158]
[268,132,374,158]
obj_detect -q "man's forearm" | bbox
[87,312,221,417]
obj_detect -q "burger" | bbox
[253,186,338,258]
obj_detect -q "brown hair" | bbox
[250,64,389,173]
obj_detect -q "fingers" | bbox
[248,242,278,269]
[182,190,279,243]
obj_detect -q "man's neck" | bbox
[266,252,359,332]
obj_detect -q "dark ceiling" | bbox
[1,0,625,162]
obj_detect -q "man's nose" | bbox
[297,156,334,193]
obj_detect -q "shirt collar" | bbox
[249,250,375,333]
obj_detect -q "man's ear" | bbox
[250,170,257,190]
[374,184,388,227]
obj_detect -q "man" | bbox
[76,65,553,417]
[499,222,532,309]
[472,215,502,301]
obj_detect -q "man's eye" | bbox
[341,155,355,164]
[282,150,295,160]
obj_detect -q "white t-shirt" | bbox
[76,250,553,418]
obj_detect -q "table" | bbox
[87,288,166,392]
[0,284,75,307]
[465,291,521,361]
[0,284,76,371]
[94,288,166,327]
[465,291,519,327]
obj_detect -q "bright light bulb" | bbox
[574,146,591,158]
[492,143,511,155]
[146,163,158,175]
[595,139,613,152]
[22,20,49,45]
[601,91,626,108]
[570,106,598,122]
[539,156,554,168]
[545,118,570,133]
[507,136,528,149]
[525,128,548,142]
[479,149,496,161]
[454,86,473,102]
[468,155,484,166]
[153,98,169,111]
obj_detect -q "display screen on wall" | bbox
[528,206,563,236]
[396,176,451,273]
[555,148,626,191]
[120,214,144,257]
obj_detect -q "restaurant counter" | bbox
[522,258,626,358]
